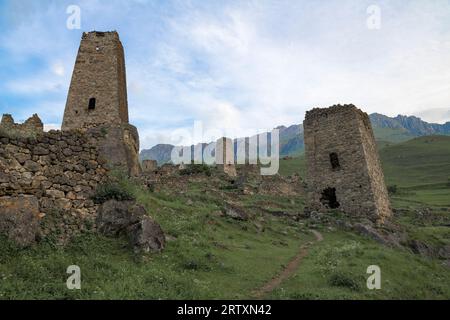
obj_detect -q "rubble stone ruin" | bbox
[62,31,141,176]
[303,104,391,222]
[142,159,157,173]
[1,114,43,136]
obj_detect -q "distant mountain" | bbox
[140,113,450,164]
[369,113,450,136]
[140,144,174,165]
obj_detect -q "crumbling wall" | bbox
[0,129,109,242]
[0,114,43,137]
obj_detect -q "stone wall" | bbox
[303,104,391,222]
[0,129,109,242]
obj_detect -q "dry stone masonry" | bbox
[0,129,109,243]
[303,104,391,222]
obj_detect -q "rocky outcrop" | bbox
[0,195,40,246]
[97,200,165,253]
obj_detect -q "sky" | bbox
[0,0,449,149]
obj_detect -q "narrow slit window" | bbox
[88,98,96,110]
[329,152,340,169]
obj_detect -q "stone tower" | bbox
[303,104,391,222]
[61,31,141,176]
[62,31,128,130]
[216,137,237,177]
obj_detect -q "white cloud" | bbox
[51,61,65,76]
[44,123,61,131]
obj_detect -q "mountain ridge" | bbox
[140,113,450,164]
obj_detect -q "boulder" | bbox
[128,216,165,253]
[0,195,40,246]
[408,240,436,258]
[96,199,165,252]
[96,200,139,236]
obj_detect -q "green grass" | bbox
[269,231,450,300]
[278,155,306,177]
[380,136,450,187]
[373,127,417,144]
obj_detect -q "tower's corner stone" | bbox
[303,104,391,222]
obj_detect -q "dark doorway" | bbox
[88,98,96,110]
[320,187,340,208]
[329,152,340,169]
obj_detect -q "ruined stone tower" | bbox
[62,31,141,176]
[62,31,128,130]
[216,137,237,177]
[303,104,391,222]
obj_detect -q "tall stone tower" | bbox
[62,31,141,176]
[62,31,128,130]
[303,104,391,222]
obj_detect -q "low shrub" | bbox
[91,182,135,204]
[328,271,362,291]
[387,185,397,195]
[179,164,212,176]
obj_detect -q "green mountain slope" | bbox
[379,135,450,187]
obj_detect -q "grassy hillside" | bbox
[379,136,450,186]
[373,127,417,144]
[1,137,450,300]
